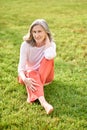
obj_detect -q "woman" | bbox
[18,19,56,114]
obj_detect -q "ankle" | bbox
[38,96,53,114]
[38,96,46,106]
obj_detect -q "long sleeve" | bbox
[18,42,28,73]
[18,41,56,74]
[44,42,56,60]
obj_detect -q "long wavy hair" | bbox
[23,19,53,46]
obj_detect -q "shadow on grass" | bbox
[44,79,87,120]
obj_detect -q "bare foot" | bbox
[44,103,54,114]
[42,102,54,114]
[38,96,54,114]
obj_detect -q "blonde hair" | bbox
[23,19,53,46]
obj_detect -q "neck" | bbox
[36,42,45,47]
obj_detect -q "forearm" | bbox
[18,71,26,82]
[44,42,56,59]
[44,47,56,59]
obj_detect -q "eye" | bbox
[33,31,36,33]
[38,30,41,33]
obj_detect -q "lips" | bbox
[35,37,41,40]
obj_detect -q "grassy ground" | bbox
[0,0,87,130]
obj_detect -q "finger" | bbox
[30,85,37,92]
[31,79,41,87]
[31,78,37,83]
[32,81,40,87]
[27,78,36,83]
[27,78,38,86]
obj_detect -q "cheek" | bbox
[42,33,46,40]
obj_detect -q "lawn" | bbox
[0,0,87,130]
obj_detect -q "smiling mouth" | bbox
[35,38,41,41]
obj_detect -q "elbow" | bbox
[45,52,56,60]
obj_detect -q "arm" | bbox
[18,42,28,73]
[44,36,56,59]
[18,42,40,91]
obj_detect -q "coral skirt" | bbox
[18,57,54,103]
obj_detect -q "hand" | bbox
[45,35,51,49]
[24,78,40,92]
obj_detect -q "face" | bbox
[32,25,47,46]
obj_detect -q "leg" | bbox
[18,70,54,114]
[18,71,44,103]
[38,57,54,114]
[39,57,54,85]
[18,58,54,114]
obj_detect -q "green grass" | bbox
[0,0,87,129]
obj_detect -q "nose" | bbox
[35,32,39,38]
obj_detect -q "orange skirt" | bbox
[18,57,54,102]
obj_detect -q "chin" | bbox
[37,40,43,44]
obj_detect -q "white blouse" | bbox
[18,41,56,74]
